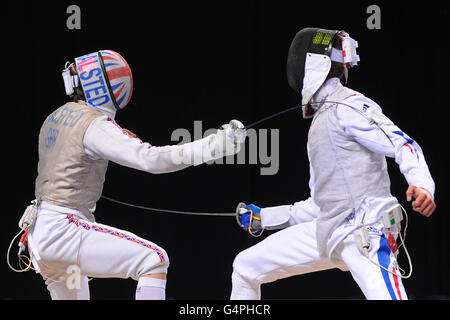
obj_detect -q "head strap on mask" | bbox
[329,32,360,68]
[62,62,80,97]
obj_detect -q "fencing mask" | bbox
[62,50,133,115]
[286,28,360,118]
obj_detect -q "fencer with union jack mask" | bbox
[20,50,245,300]
[231,28,436,300]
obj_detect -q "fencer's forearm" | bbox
[260,205,292,230]
[126,144,193,174]
[393,142,435,198]
[260,198,319,229]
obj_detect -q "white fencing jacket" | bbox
[260,78,435,257]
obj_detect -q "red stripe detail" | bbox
[102,55,118,61]
[388,232,398,254]
[20,229,29,247]
[404,143,414,155]
[107,66,132,80]
[392,267,403,300]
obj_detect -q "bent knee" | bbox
[138,246,170,278]
[232,250,258,283]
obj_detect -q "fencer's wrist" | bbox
[209,126,240,159]
[407,181,435,201]
[172,122,243,166]
[179,130,237,166]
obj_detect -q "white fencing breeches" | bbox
[27,204,169,300]
[231,219,407,300]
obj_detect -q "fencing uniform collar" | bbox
[310,77,343,111]
[96,104,116,119]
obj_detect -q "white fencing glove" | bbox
[209,119,246,159]
[180,119,246,166]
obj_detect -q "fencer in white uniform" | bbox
[20,50,245,300]
[231,28,436,300]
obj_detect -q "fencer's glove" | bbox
[209,120,246,158]
[236,202,264,237]
[180,120,246,166]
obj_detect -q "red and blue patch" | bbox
[377,236,404,300]
[393,131,419,161]
[66,214,165,263]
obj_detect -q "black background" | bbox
[3,1,449,301]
